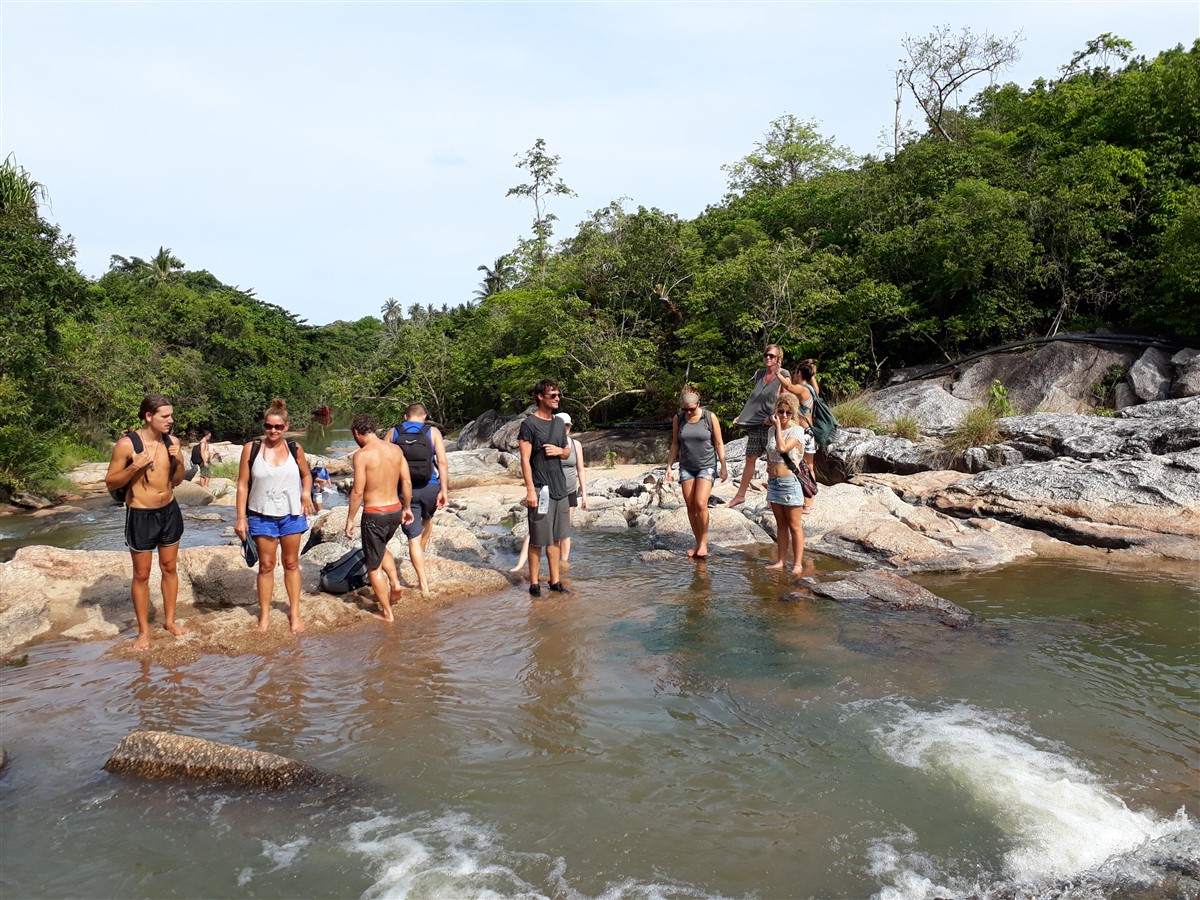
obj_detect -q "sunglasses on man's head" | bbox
[263,423,285,430]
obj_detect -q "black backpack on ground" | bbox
[319,548,369,594]
[109,431,178,504]
[390,423,434,489]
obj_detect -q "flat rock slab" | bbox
[105,730,341,790]
[813,569,976,628]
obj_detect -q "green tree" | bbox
[722,115,856,195]
[506,138,576,282]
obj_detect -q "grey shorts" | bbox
[745,424,770,458]
[528,495,571,547]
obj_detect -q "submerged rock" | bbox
[105,730,341,790]
[812,569,976,628]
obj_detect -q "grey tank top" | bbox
[248,448,303,516]
[561,440,579,493]
[678,412,717,471]
[737,367,790,426]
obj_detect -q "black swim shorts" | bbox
[124,500,185,553]
[402,481,441,541]
[361,509,404,570]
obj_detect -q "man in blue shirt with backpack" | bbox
[389,403,449,593]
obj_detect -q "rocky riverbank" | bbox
[2,340,1195,661]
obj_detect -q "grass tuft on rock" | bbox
[830,398,878,430]
[946,407,1001,452]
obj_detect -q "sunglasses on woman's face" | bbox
[263,423,285,430]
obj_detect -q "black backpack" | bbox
[246,438,299,497]
[110,431,177,504]
[318,548,369,594]
[390,423,434,489]
[190,443,204,465]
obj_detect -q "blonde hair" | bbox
[775,392,800,418]
[264,397,289,422]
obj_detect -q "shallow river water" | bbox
[1,526,1197,898]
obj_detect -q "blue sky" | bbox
[2,1,1196,326]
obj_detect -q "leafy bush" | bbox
[987,380,1015,417]
[210,461,240,481]
[830,399,878,430]
[946,407,1001,451]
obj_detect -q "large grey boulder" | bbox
[446,449,521,488]
[575,428,671,466]
[1170,348,1200,398]
[105,731,341,790]
[455,410,512,451]
[489,406,535,452]
[810,569,976,628]
[996,410,1200,461]
[1128,347,1173,402]
[172,480,215,508]
[821,431,948,483]
[864,378,974,429]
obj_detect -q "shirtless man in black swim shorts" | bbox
[345,414,414,622]
[104,394,190,651]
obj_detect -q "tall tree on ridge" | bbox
[507,138,576,283]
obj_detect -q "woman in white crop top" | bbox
[764,392,807,574]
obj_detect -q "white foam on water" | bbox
[236,836,312,887]
[346,810,727,900]
[865,701,1194,896]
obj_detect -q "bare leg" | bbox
[156,543,188,637]
[129,550,154,650]
[690,477,713,558]
[786,505,806,572]
[408,537,430,593]
[527,544,543,590]
[559,508,576,562]
[766,502,790,570]
[545,543,562,585]
[510,534,530,573]
[255,536,278,631]
[379,551,404,606]
[279,532,305,633]
[420,516,434,554]
[729,456,758,507]
[367,563,396,622]
[680,478,699,557]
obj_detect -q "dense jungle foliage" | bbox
[1,36,1197,491]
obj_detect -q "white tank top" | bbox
[247,445,303,516]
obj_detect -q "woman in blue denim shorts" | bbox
[664,387,728,559]
[235,398,315,634]
[764,392,807,574]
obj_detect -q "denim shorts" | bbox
[247,512,308,538]
[766,476,805,507]
[679,466,717,483]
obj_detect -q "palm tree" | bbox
[147,246,184,285]
[381,297,403,334]
[474,255,514,300]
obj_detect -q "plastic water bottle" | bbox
[537,484,549,514]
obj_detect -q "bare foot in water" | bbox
[165,622,189,637]
[289,617,305,634]
[372,610,395,623]
[133,632,151,651]
[765,561,785,571]
[686,548,697,559]
[791,564,805,575]
[257,614,271,632]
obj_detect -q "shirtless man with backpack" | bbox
[389,403,449,593]
[104,394,190,651]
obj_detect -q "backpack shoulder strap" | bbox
[702,409,713,432]
[126,430,144,454]
[287,439,299,460]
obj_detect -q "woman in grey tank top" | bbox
[664,387,728,559]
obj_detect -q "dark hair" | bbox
[533,379,560,400]
[351,414,377,435]
[139,394,172,421]
[799,363,816,381]
[405,402,427,419]
[264,397,289,422]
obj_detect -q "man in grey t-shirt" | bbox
[518,379,571,597]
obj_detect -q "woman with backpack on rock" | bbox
[664,386,728,559]
[235,398,315,634]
